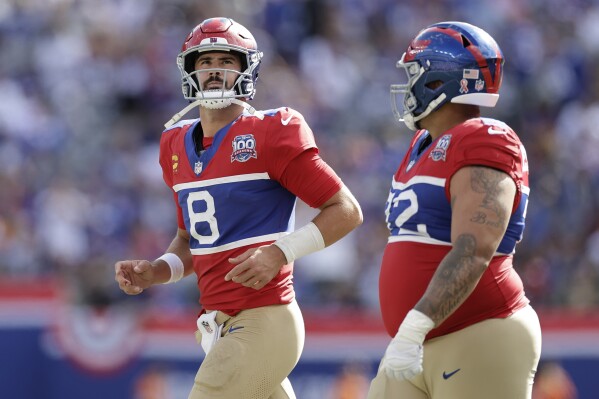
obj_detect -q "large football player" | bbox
[367,22,541,399]
[114,17,362,399]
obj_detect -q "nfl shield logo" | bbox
[194,161,203,175]
[475,79,485,91]
[201,321,213,333]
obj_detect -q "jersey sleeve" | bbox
[448,122,526,211]
[278,149,344,208]
[265,108,342,208]
[159,130,186,229]
[265,108,317,181]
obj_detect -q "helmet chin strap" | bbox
[402,93,447,131]
[164,95,264,129]
[230,99,264,120]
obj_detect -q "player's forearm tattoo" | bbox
[469,167,507,229]
[415,234,486,324]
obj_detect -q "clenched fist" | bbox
[115,260,155,295]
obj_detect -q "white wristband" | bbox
[396,309,435,345]
[158,253,184,284]
[273,222,325,264]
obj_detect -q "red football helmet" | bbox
[177,17,263,107]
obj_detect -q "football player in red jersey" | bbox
[367,22,541,399]
[114,17,362,399]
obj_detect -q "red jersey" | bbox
[159,107,343,315]
[380,117,530,340]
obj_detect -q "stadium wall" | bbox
[0,279,596,399]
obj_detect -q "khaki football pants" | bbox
[367,305,542,399]
[188,300,304,399]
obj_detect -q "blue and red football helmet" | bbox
[391,21,504,130]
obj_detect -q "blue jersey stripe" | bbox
[177,178,296,251]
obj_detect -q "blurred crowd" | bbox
[1,0,599,314]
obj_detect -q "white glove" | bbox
[382,309,435,381]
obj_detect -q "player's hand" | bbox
[115,260,154,295]
[382,309,435,381]
[382,336,424,380]
[225,245,287,290]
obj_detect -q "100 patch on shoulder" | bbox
[231,134,258,162]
